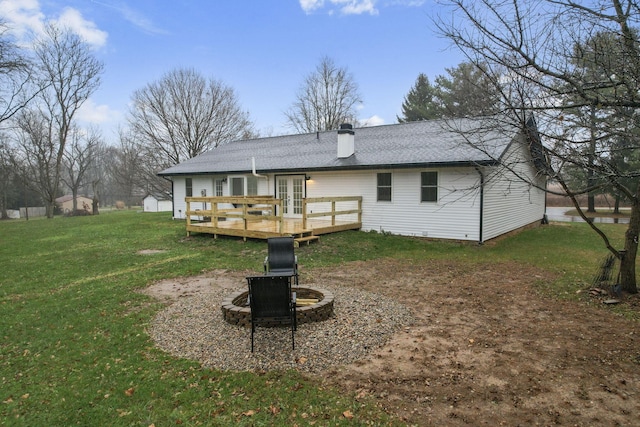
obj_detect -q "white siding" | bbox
[481,137,546,241]
[171,175,270,218]
[306,168,483,241]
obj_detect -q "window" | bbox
[231,177,244,196]
[185,178,193,197]
[377,173,392,201]
[247,176,258,195]
[215,179,223,197]
[421,171,438,202]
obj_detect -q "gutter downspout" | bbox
[251,157,268,180]
[476,167,484,245]
[161,175,176,218]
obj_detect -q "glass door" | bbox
[276,175,305,218]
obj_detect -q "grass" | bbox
[0,211,636,425]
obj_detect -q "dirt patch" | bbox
[140,269,252,301]
[143,259,640,426]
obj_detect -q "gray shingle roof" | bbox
[158,118,514,176]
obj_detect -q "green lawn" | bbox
[0,211,634,425]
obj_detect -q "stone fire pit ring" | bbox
[221,286,334,327]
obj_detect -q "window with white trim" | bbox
[421,171,438,202]
[185,178,193,197]
[377,173,392,202]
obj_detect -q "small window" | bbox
[185,178,193,197]
[421,171,438,202]
[231,177,244,196]
[377,173,392,202]
[215,179,223,197]
[247,176,258,195]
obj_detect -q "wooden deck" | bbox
[184,196,362,245]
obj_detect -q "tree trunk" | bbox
[619,184,639,294]
[92,196,99,215]
[46,200,55,219]
[614,194,621,215]
[71,189,78,213]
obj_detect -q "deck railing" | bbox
[184,195,362,238]
[302,196,362,229]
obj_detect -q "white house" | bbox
[143,193,173,212]
[158,118,548,243]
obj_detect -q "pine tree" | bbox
[397,73,441,122]
[434,62,499,118]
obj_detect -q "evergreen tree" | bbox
[434,62,499,118]
[397,73,440,122]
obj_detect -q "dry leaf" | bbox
[343,410,354,419]
[297,356,308,364]
[242,410,256,417]
[269,405,281,415]
[124,387,135,396]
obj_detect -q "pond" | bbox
[546,207,630,224]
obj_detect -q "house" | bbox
[143,193,173,212]
[55,195,93,214]
[158,118,547,243]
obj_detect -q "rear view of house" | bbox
[159,118,547,243]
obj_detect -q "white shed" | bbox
[143,193,173,212]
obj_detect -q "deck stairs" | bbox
[294,230,319,246]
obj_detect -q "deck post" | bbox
[302,198,308,230]
[278,198,284,234]
[213,201,218,228]
[186,199,191,236]
[331,201,336,226]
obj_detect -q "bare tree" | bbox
[0,136,15,219]
[285,56,363,133]
[107,129,145,207]
[0,21,38,127]
[61,126,101,213]
[17,25,104,218]
[436,0,640,293]
[128,67,254,170]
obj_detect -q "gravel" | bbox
[148,284,414,373]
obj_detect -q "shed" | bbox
[143,193,173,212]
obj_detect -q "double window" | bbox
[230,176,259,196]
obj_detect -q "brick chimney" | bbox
[337,123,354,158]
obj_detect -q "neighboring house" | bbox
[143,193,173,212]
[158,118,547,243]
[55,195,93,214]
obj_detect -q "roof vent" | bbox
[337,123,355,158]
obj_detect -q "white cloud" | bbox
[0,0,107,48]
[57,7,107,48]
[0,0,46,40]
[91,1,168,35]
[361,115,385,127]
[299,0,324,14]
[77,99,121,125]
[299,0,378,15]
[335,0,378,15]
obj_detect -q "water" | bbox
[546,207,630,224]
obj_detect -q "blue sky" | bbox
[0,0,465,143]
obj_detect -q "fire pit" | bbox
[221,286,334,327]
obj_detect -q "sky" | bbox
[0,0,465,144]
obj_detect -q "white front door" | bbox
[277,175,305,218]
